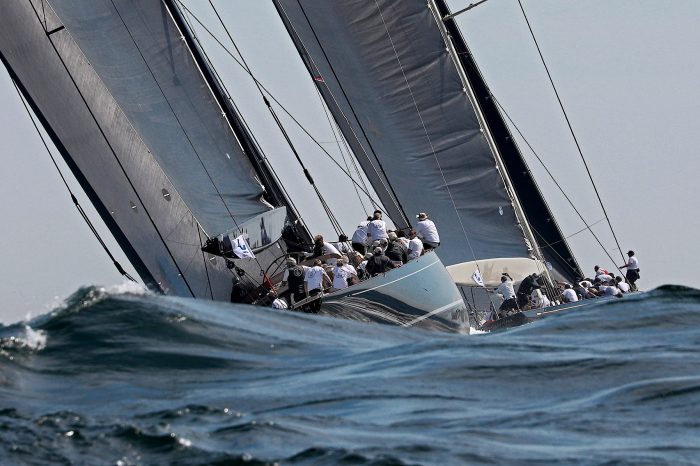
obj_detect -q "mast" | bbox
[430,0,583,284]
[427,0,551,284]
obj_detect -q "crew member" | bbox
[415,212,440,250]
[304,259,329,313]
[351,216,372,254]
[407,229,423,260]
[365,247,396,276]
[495,273,517,316]
[283,257,307,308]
[619,250,640,291]
[560,283,579,303]
[366,210,389,243]
[516,273,541,308]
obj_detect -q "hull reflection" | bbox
[320,253,469,333]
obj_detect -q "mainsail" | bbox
[273,0,582,285]
[0,0,297,300]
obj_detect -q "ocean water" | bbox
[1,284,699,465]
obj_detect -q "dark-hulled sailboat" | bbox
[0,0,470,331]
[272,0,585,316]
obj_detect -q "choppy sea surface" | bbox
[1,284,699,465]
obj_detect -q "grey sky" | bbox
[1,1,697,324]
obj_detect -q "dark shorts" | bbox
[499,297,518,311]
[626,269,640,283]
[307,288,322,313]
[352,242,366,255]
[517,292,529,308]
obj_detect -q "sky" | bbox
[1,0,698,324]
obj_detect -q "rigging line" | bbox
[176,11,310,238]
[206,0,343,237]
[331,114,376,212]
[27,3,196,297]
[490,94,624,275]
[176,0,383,211]
[197,227,215,299]
[516,0,625,264]
[284,0,409,225]
[376,1,481,264]
[311,81,370,215]
[10,77,137,283]
[110,0,240,231]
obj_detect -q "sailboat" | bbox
[271,1,586,313]
[0,0,471,332]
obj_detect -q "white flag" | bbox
[472,269,485,287]
[233,234,255,259]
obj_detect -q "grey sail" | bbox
[273,0,582,285]
[0,0,295,300]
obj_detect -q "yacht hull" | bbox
[317,253,469,333]
[479,294,633,331]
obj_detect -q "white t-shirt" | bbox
[271,298,288,309]
[367,219,388,241]
[408,237,423,260]
[601,285,621,297]
[579,280,593,288]
[562,288,578,302]
[331,241,353,256]
[617,281,630,293]
[627,256,639,270]
[323,242,341,256]
[358,259,368,273]
[352,221,370,244]
[416,219,440,243]
[595,268,610,277]
[496,280,515,300]
[597,274,613,283]
[332,265,352,289]
[305,265,326,291]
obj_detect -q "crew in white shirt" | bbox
[312,234,341,266]
[271,296,288,309]
[351,217,372,254]
[331,259,357,290]
[561,284,579,303]
[304,259,329,312]
[415,212,440,249]
[615,276,630,293]
[619,250,640,291]
[367,211,389,242]
[407,229,424,260]
[495,273,517,313]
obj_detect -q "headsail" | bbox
[273,0,582,284]
[0,0,294,299]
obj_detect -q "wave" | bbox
[1,284,699,465]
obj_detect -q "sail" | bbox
[273,0,581,283]
[433,0,582,283]
[273,0,531,268]
[0,0,291,299]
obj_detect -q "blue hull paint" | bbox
[318,252,469,333]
